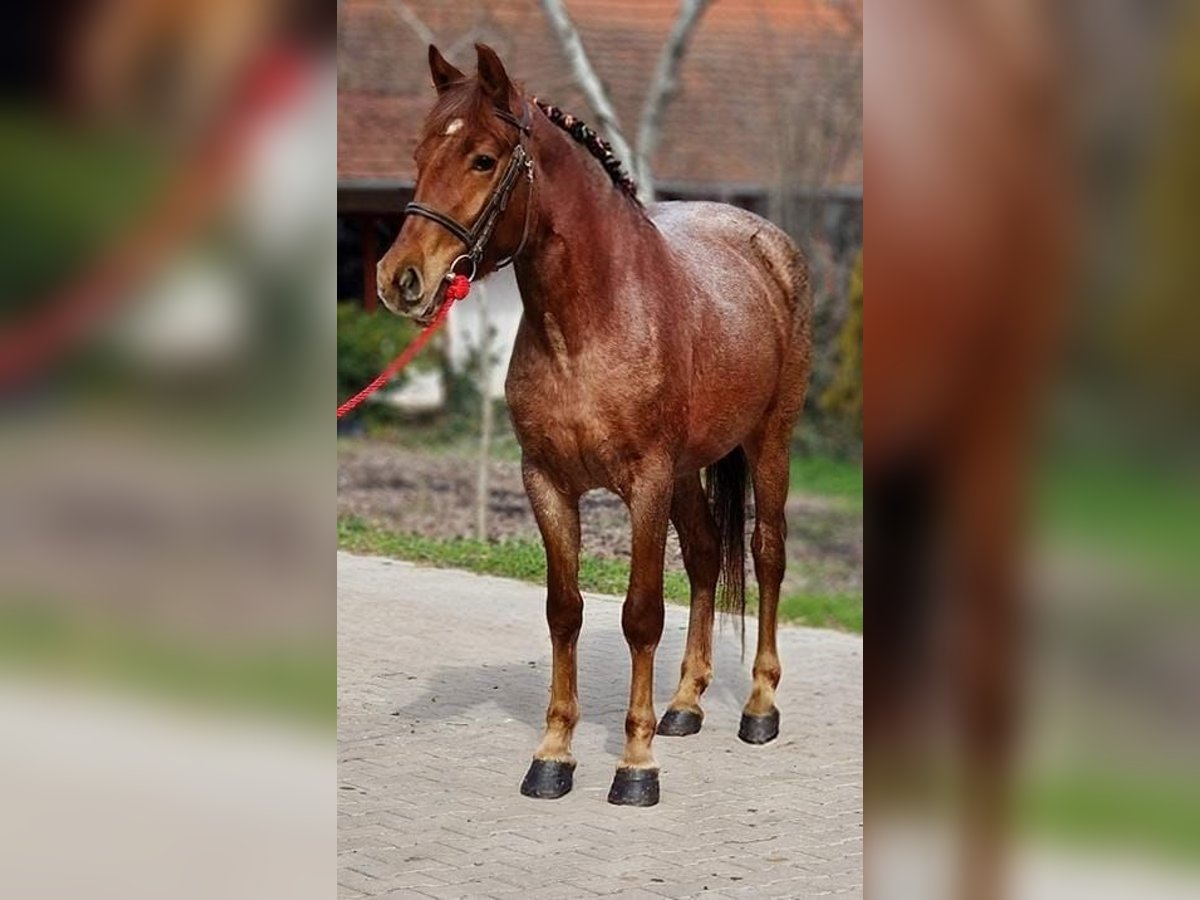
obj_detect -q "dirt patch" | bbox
[337,439,862,598]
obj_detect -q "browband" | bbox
[495,104,532,135]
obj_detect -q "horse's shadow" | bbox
[388,623,755,758]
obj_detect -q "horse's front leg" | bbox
[520,463,583,800]
[609,462,673,807]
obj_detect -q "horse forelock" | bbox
[419,81,518,151]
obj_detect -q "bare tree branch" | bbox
[386,0,437,49]
[536,0,637,186]
[385,1,485,68]
[446,30,479,60]
[538,0,712,202]
[634,0,713,197]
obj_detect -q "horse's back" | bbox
[649,201,809,332]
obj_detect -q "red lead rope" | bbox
[336,274,471,419]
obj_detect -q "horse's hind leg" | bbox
[519,463,583,800]
[657,471,719,737]
[740,418,795,744]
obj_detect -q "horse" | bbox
[867,2,1070,894]
[378,43,812,807]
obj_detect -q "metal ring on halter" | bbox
[448,254,477,282]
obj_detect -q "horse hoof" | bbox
[738,708,781,744]
[656,708,703,737]
[520,759,575,799]
[607,767,660,807]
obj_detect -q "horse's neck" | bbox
[513,121,660,348]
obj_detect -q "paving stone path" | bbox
[338,553,863,899]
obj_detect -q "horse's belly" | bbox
[679,319,784,469]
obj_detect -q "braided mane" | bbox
[533,99,642,205]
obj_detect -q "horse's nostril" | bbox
[398,267,423,303]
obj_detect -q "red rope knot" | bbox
[443,273,471,303]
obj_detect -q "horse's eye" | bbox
[472,155,496,172]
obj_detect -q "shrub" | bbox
[0,112,163,319]
[336,301,428,413]
[822,249,863,423]
[791,246,863,461]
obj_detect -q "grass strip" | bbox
[338,516,863,634]
[0,601,331,727]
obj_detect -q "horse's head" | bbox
[377,44,532,322]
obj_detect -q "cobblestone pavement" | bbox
[338,553,863,899]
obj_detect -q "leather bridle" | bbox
[403,103,536,282]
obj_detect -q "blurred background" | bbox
[867,0,1200,898]
[335,0,865,633]
[8,0,1197,895]
[1,2,333,898]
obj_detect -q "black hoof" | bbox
[607,767,660,807]
[656,708,703,737]
[520,758,575,799]
[738,708,781,744]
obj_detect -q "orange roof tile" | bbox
[338,0,861,190]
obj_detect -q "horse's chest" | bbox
[509,376,622,462]
[506,350,668,489]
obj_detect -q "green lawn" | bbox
[0,111,165,312]
[1037,453,1200,577]
[0,601,331,727]
[1020,767,1200,863]
[338,516,863,634]
[789,455,863,507]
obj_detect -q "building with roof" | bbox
[337,0,861,398]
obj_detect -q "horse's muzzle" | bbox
[377,260,427,316]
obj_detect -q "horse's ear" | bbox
[475,43,515,109]
[428,45,465,94]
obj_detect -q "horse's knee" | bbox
[621,592,664,650]
[547,589,583,640]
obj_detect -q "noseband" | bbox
[404,103,536,281]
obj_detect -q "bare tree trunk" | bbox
[539,0,712,203]
[475,284,494,542]
[536,0,636,179]
[634,0,713,197]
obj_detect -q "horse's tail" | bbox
[706,446,748,652]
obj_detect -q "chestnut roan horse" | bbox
[379,44,812,807]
